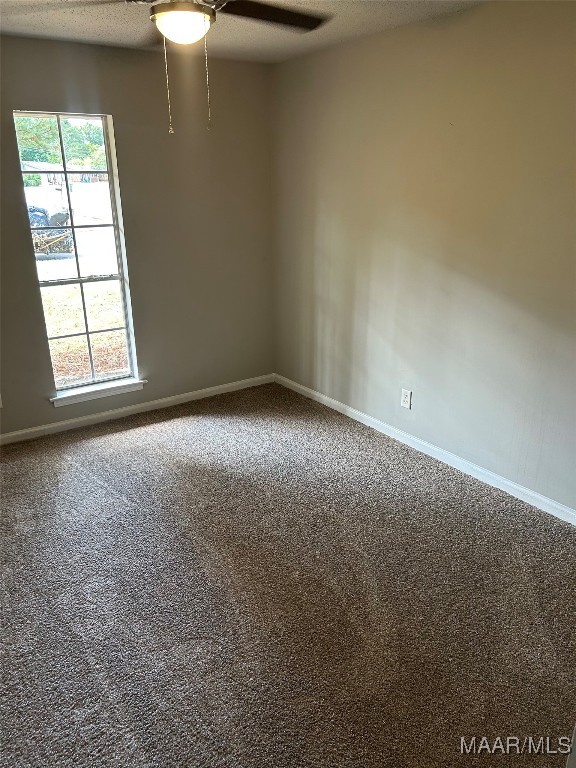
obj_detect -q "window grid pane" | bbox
[49,335,92,390]
[91,329,131,381]
[83,278,124,332]
[14,111,135,392]
[40,284,86,338]
[61,116,107,172]
[76,226,119,278]
[15,114,63,171]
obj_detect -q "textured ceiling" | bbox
[0,0,479,62]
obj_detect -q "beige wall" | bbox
[273,2,576,507]
[1,36,274,433]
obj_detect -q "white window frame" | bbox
[14,110,145,406]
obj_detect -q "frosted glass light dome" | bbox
[151,3,214,45]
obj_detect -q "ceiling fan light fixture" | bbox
[151,2,215,45]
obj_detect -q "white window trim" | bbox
[51,377,147,407]
[15,110,142,397]
[104,114,140,384]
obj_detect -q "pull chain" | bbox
[204,18,211,131]
[163,36,174,134]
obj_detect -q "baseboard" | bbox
[0,374,274,446]
[273,374,576,527]
[3,371,574,527]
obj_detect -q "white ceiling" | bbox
[0,0,478,62]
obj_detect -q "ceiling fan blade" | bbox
[219,0,327,31]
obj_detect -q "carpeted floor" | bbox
[1,383,575,768]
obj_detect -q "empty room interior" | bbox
[1,0,575,765]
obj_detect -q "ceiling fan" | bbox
[150,0,328,46]
[7,0,329,46]
[6,0,328,130]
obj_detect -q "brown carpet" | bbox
[1,383,575,767]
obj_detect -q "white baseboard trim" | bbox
[273,374,576,527]
[0,374,274,446]
[2,371,574,527]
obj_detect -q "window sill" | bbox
[50,378,147,407]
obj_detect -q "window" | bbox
[13,111,140,398]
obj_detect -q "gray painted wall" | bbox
[273,1,576,507]
[1,36,274,433]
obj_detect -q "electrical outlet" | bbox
[401,389,412,409]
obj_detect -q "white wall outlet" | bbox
[401,389,412,409]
